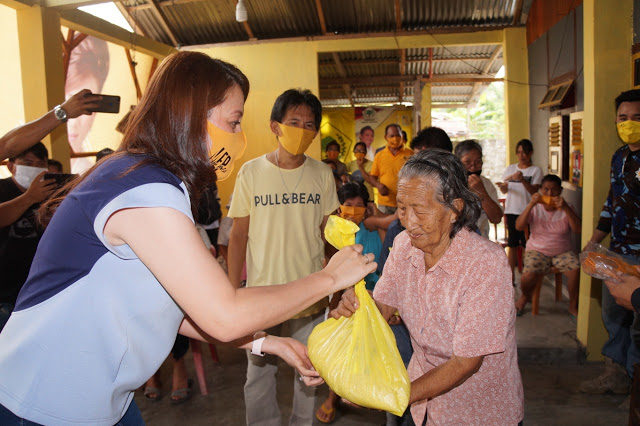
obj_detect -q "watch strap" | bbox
[251,336,266,356]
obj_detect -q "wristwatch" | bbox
[251,331,267,356]
[54,105,68,123]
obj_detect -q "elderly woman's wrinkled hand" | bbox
[329,287,359,319]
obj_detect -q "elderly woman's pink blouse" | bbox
[374,228,524,425]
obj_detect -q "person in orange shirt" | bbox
[357,123,413,214]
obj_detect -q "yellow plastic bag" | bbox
[307,215,410,416]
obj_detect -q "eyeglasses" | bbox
[354,150,366,154]
[327,148,340,152]
[462,160,483,168]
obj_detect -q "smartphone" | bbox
[87,94,121,114]
[44,173,76,186]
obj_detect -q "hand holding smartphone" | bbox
[84,93,121,114]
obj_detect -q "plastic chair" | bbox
[531,267,564,316]
[190,339,220,395]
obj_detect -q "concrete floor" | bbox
[135,275,629,425]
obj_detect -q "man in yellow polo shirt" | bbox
[360,123,413,214]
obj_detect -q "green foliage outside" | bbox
[445,82,505,141]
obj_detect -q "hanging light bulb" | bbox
[236,0,248,22]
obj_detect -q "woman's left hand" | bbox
[262,336,324,386]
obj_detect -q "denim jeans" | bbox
[601,254,640,377]
[0,303,14,333]
[0,400,144,425]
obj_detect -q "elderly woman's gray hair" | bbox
[398,149,481,237]
[454,139,483,158]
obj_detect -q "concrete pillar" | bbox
[16,6,70,171]
[503,27,529,165]
[577,0,633,360]
[420,83,431,129]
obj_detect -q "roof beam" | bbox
[192,28,507,50]
[399,49,406,103]
[512,0,524,25]
[467,46,502,106]
[318,55,498,67]
[394,0,402,31]
[43,0,112,9]
[59,9,176,59]
[321,74,502,86]
[315,0,327,35]
[147,0,179,46]
[115,2,148,37]
[432,103,467,109]
[331,53,354,106]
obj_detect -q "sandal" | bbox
[315,401,336,424]
[143,386,162,402]
[170,379,193,405]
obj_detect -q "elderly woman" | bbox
[454,139,503,238]
[332,149,523,425]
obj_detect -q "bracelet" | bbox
[251,337,266,356]
[251,331,267,356]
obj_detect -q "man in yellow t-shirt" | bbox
[360,123,412,214]
[228,89,339,426]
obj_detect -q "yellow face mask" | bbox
[386,135,403,149]
[617,120,640,144]
[276,123,316,155]
[339,205,366,224]
[539,195,555,208]
[207,121,247,181]
[354,152,366,161]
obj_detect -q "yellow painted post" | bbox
[577,0,633,360]
[15,6,70,170]
[421,83,432,130]
[502,28,529,166]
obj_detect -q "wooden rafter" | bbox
[466,45,502,107]
[147,0,179,46]
[62,29,88,82]
[318,55,496,67]
[512,0,524,25]
[115,2,147,37]
[320,74,501,86]
[331,52,353,106]
[399,49,406,103]
[125,48,142,101]
[394,0,402,31]
[315,0,327,35]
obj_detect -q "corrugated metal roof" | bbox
[114,0,519,107]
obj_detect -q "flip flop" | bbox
[170,379,193,405]
[315,402,336,424]
[143,386,162,402]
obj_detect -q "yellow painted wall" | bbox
[578,0,633,359]
[0,5,24,139]
[195,42,319,207]
[503,27,530,166]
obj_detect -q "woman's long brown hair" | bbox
[39,52,250,227]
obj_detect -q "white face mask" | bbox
[13,164,47,189]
